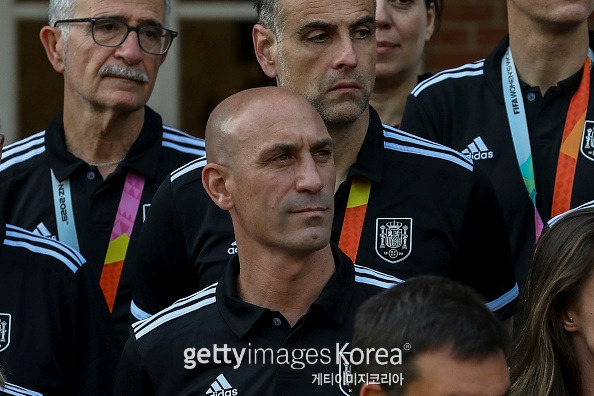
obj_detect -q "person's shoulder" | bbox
[0,381,43,396]
[381,124,474,173]
[2,222,86,275]
[160,125,206,157]
[351,265,402,307]
[130,282,219,344]
[410,60,487,98]
[353,264,403,290]
[0,131,47,173]
[162,155,210,194]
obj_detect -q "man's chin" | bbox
[321,103,366,125]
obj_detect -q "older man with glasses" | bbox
[0,0,205,355]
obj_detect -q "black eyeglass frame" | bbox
[53,17,178,55]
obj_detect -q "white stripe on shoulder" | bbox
[162,127,206,157]
[548,199,594,227]
[354,264,403,289]
[133,283,218,340]
[4,224,85,273]
[382,126,473,171]
[0,132,46,172]
[130,299,152,321]
[412,60,485,96]
[170,156,207,182]
[485,283,519,312]
[1,382,44,396]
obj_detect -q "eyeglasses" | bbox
[54,17,177,55]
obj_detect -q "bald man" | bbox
[114,87,400,396]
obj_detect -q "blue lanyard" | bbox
[50,169,80,251]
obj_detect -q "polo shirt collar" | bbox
[346,106,384,184]
[218,242,356,339]
[485,32,594,104]
[46,106,163,182]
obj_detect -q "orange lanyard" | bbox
[551,57,591,217]
[338,177,371,262]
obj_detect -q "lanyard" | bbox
[51,169,80,251]
[502,47,593,237]
[551,54,592,216]
[51,170,145,312]
[338,177,371,263]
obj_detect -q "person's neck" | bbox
[572,334,594,396]
[62,104,145,179]
[508,10,590,94]
[326,107,370,191]
[370,72,419,127]
[237,245,335,327]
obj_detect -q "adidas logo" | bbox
[33,222,57,240]
[227,240,238,255]
[206,374,238,396]
[461,136,493,161]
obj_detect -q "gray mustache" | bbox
[99,65,149,83]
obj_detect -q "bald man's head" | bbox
[204,86,327,167]
[201,86,335,254]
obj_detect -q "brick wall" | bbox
[424,1,594,73]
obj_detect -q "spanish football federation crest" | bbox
[0,313,11,352]
[581,121,594,162]
[338,350,351,395]
[375,218,412,263]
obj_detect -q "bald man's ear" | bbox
[253,24,278,79]
[202,163,234,211]
[40,26,66,73]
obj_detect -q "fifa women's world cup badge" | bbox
[0,314,11,352]
[375,218,412,263]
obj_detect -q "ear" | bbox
[253,24,278,79]
[202,163,234,211]
[360,383,388,396]
[40,26,66,73]
[562,309,579,332]
[425,3,437,42]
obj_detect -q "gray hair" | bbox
[252,0,286,41]
[48,0,172,28]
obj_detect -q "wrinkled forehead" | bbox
[76,0,166,23]
[281,0,375,29]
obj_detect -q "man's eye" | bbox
[389,0,413,5]
[354,28,371,39]
[95,20,121,33]
[308,33,329,43]
[274,154,290,161]
[315,149,332,161]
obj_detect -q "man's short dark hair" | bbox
[252,0,284,38]
[351,275,510,395]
